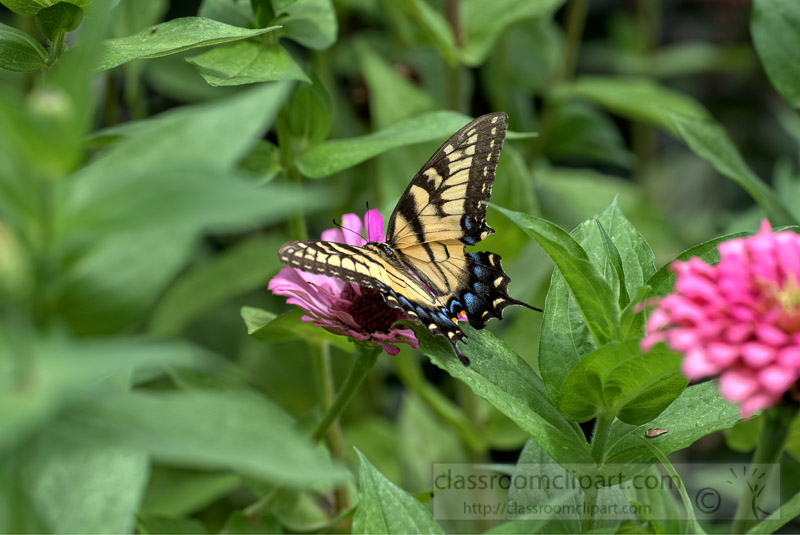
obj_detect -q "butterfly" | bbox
[278,112,538,365]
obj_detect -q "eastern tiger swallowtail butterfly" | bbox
[278,112,538,365]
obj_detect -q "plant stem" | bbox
[314,342,349,512]
[528,0,589,163]
[245,343,380,519]
[632,0,660,182]
[590,411,613,464]
[582,411,614,531]
[444,0,464,112]
[276,113,308,241]
[558,0,589,84]
[46,30,67,68]
[731,406,794,534]
[311,343,379,442]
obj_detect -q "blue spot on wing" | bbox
[463,292,478,312]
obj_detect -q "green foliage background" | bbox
[2,0,800,533]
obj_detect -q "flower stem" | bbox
[311,343,379,442]
[313,342,349,512]
[731,407,794,534]
[244,343,380,519]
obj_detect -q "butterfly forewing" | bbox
[387,112,507,249]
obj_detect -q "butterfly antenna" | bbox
[332,218,367,242]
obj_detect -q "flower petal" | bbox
[364,209,386,242]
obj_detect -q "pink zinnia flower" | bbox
[642,220,800,417]
[268,210,418,356]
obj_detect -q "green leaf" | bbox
[558,340,686,425]
[296,110,471,177]
[273,0,299,13]
[460,0,566,66]
[62,390,350,488]
[111,0,168,39]
[356,40,436,128]
[0,22,48,72]
[0,334,212,454]
[241,306,354,352]
[543,101,635,169]
[726,416,762,453]
[187,40,310,86]
[751,0,800,108]
[0,0,91,15]
[641,441,705,535]
[140,467,241,518]
[35,2,84,41]
[296,110,535,177]
[494,204,620,344]
[534,199,655,405]
[746,491,800,534]
[352,449,444,534]
[56,84,317,334]
[398,394,467,490]
[22,439,148,534]
[221,511,280,534]
[0,460,44,533]
[596,219,630,309]
[786,412,800,461]
[396,0,457,65]
[149,235,285,336]
[98,17,280,70]
[414,324,593,465]
[667,111,796,226]
[138,516,208,534]
[604,381,740,467]
[79,81,292,174]
[554,76,709,130]
[198,0,253,27]
[285,67,333,144]
[622,465,685,535]
[647,232,748,296]
[279,0,337,50]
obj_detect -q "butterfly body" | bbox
[278,113,537,365]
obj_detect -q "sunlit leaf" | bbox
[187,41,309,86]
[99,17,279,70]
[0,22,47,72]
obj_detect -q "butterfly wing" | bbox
[384,112,536,357]
[278,240,476,363]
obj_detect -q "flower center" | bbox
[342,285,405,333]
[761,276,800,333]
